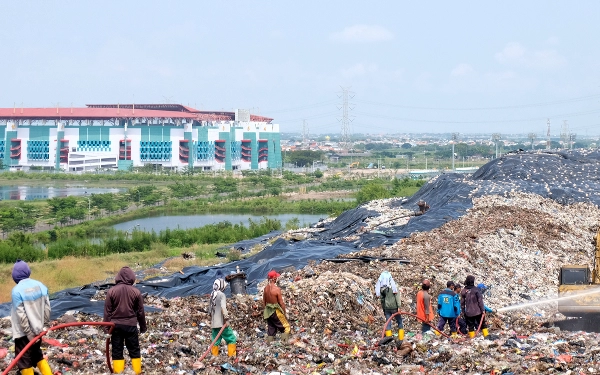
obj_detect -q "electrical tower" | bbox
[338,87,354,152]
[528,133,537,150]
[569,133,576,150]
[492,133,501,159]
[451,133,459,171]
[302,120,309,149]
[546,119,551,150]
[560,120,569,149]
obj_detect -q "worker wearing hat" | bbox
[263,270,290,342]
[10,260,53,375]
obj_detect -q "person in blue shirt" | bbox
[11,260,53,375]
[437,281,460,338]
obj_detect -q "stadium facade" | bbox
[0,104,281,172]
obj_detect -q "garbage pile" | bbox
[2,190,600,373]
[2,150,600,373]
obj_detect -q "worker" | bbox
[10,260,53,375]
[460,275,488,338]
[416,279,435,334]
[437,281,460,338]
[209,278,236,357]
[104,267,147,374]
[374,270,404,342]
[453,283,468,335]
[477,283,496,314]
[263,270,290,342]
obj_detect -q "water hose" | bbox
[381,311,452,339]
[381,311,486,341]
[197,322,229,362]
[455,312,486,337]
[2,321,115,375]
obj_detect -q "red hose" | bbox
[197,323,229,362]
[2,322,115,375]
[381,311,453,339]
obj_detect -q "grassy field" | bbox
[0,242,225,303]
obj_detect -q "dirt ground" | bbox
[282,190,354,201]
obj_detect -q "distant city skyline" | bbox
[1,1,599,135]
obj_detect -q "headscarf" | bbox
[375,271,398,297]
[209,278,227,316]
[12,260,31,284]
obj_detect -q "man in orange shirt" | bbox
[416,279,435,334]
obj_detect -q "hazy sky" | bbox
[2,1,599,135]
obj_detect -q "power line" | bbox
[353,93,600,111]
[351,108,600,125]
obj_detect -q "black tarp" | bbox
[2,149,600,319]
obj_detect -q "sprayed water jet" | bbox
[498,287,600,312]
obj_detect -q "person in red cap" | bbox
[263,270,290,342]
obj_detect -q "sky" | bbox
[1,1,599,136]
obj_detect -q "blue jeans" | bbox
[437,316,457,333]
[383,309,403,330]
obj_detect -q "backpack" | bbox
[380,286,398,310]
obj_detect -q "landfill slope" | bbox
[2,150,600,373]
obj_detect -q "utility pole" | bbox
[302,120,308,149]
[546,119,551,150]
[528,133,536,150]
[492,133,501,159]
[569,133,576,150]
[560,120,569,149]
[451,133,459,171]
[338,87,354,152]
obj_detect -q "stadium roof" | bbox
[0,104,273,123]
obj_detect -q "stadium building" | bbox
[0,104,281,172]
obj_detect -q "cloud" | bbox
[340,63,378,79]
[330,25,393,43]
[451,63,475,77]
[495,42,566,69]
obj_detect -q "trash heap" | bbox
[2,190,600,373]
[2,150,600,373]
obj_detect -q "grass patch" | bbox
[0,243,226,303]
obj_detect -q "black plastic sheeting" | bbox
[2,150,600,319]
[221,230,283,253]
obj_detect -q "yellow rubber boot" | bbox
[434,329,441,336]
[482,328,489,337]
[227,343,236,357]
[211,345,219,356]
[468,331,475,338]
[36,359,53,375]
[385,330,392,337]
[20,368,34,375]
[451,332,458,339]
[398,329,405,341]
[112,359,125,374]
[131,357,142,375]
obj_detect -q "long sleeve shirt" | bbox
[210,291,228,328]
[11,278,51,340]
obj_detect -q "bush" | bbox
[355,182,391,204]
[227,249,242,261]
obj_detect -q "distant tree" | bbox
[287,150,324,167]
[401,143,412,149]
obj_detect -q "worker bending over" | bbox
[263,270,291,342]
[437,281,460,338]
[10,260,53,375]
[375,270,404,342]
[209,278,236,357]
[460,275,489,338]
[416,279,435,334]
[104,267,147,374]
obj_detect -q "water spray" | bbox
[497,287,600,312]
